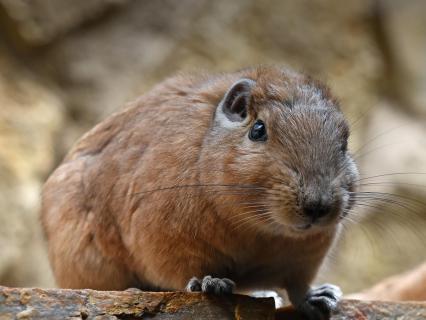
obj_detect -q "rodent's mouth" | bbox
[270,209,343,235]
[293,223,312,231]
[289,219,338,234]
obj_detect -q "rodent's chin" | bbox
[293,223,313,231]
[282,221,339,237]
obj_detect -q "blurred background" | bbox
[0,0,425,293]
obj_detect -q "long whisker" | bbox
[359,182,426,189]
[351,199,423,220]
[235,213,277,234]
[353,141,407,161]
[131,183,267,196]
[351,191,426,211]
[351,125,406,157]
[348,104,378,130]
[350,202,425,236]
[354,172,426,183]
[230,209,272,232]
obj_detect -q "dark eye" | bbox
[249,120,267,142]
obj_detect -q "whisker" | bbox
[350,202,424,235]
[130,189,268,205]
[353,141,407,161]
[351,191,426,211]
[354,172,426,183]
[351,125,406,157]
[348,104,377,130]
[131,183,267,196]
[229,207,270,220]
[352,199,422,220]
[359,182,426,189]
[215,201,270,208]
[230,208,269,224]
[231,210,272,232]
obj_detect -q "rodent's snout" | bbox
[302,196,334,222]
[301,188,340,225]
[294,165,357,230]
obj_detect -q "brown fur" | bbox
[41,66,358,306]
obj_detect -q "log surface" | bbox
[1,286,426,319]
[333,299,426,320]
[0,286,275,320]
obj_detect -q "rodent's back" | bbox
[41,72,233,289]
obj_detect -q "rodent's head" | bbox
[201,68,359,237]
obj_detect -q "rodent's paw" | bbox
[186,276,235,294]
[186,276,235,295]
[201,276,235,294]
[298,284,342,320]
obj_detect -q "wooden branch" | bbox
[1,286,426,319]
[346,262,426,301]
[334,300,426,319]
[276,300,426,320]
[0,286,275,319]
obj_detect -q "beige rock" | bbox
[0,45,62,287]
[379,0,426,117]
[0,0,127,46]
[36,0,382,151]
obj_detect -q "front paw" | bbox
[298,284,342,320]
[185,275,235,295]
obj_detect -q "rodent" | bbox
[41,66,359,319]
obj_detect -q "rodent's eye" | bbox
[249,120,267,142]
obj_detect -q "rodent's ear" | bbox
[219,78,255,123]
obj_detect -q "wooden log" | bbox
[276,300,426,320]
[0,286,275,319]
[334,300,426,320]
[346,262,426,301]
[1,286,426,319]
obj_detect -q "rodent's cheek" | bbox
[341,187,356,216]
[268,205,307,227]
[264,182,303,226]
[344,156,360,191]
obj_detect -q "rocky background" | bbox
[0,0,424,294]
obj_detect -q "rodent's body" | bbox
[42,66,357,314]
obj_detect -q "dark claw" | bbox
[298,284,342,320]
[186,277,202,292]
[185,275,235,294]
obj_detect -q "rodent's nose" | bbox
[303,198,332,222]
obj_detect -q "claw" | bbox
[186,277,202,292]
[298,284,342,320]
[185,275,235,295]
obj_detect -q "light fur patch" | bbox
[214,103,249,129]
